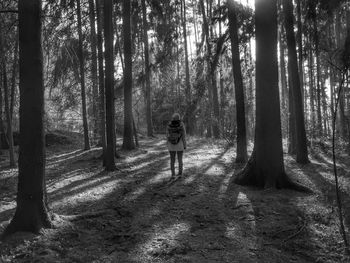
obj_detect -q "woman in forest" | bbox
[166,113,187,178]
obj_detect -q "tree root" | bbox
[282,220,307,242]
[283,176,313,194]
[234,151,313,193]
[65,209,114,222]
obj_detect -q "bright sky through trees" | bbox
[234,0,254,9]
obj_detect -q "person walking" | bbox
[166,113,187,178]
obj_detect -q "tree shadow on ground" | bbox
[220,163,317,263]
[298,153,350,228]
[0,138,349,263]
[1,137,236,262]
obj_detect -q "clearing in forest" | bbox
[0,136,350,263]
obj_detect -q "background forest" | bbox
[0,0,350,262]
[0,0,349,156]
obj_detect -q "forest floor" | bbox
[0,131,350,263]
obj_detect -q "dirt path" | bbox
[0,137,350,262]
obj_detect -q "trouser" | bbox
[169,151,183,176]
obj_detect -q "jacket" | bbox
[166,120,187,152]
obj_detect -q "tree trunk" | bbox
[315,44,322,136]
[304,78,309,130]
[279,25,288,140]
[296,0,304,107]
[335,11,348,140]
[10,37,18,121]
[175,21,180,112]
[283,0,309,163]
[344,10,350,154]
[141,0,153,137]
[210,21,220,138]
[279,26,287,114]
[288,69,296,155]
[95,0,106,165]
[235,0,308,191]
[312,10,322,136]
[330,66,335,123]
[323,87,330,136]
[182,0,191,106]
[104,0,116,170]
[122,0,135,150]
[88,0,99,142]
[192,0,198,47]
[76,0,90,150]
[133,117,139,148]
[246,31,254,140]
[4,0,53,236]
[218,0,225,135]
[0,26,16,167]
[3,64,16,167]
[338,90,347,139]
[0,80,5,153]
[227,1,247,163]
[174,5,181,112]
[211,71,220,138]
[199,0,220,138]
[219,65,225,135]
[308,35,315,139]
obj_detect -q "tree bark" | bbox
[288,68,296,155]
[0,79,5,153]
[311,7,322,136]
[76,0,90,150]
[122,0,135,150]
[141,0,153,137]
[199,0,220,138]
[0,25,16,167]
[10,37,18,121]
[95,0,106,165]
[322,85,330,136]
[182,0,191,106]
[344,10,350,154]
[2,64,16,167]
[4,0,53,236]
[133,117,139,148]
[211,71,220,138]
[279,26,287,114]
[104,0,116,170]
[308,33,315,139]
[296,0,304,107]
[315,42,322,136]
[88,0,99,142]
[235,0,309,191]
[283,0,309,163]
[279,24,289,140]
[335,11,348,140]
[330,66,335,124]
[227,1,247,163]
[210,21,220,138]
[218,0,225,135]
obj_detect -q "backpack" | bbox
[167,121,183,145]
